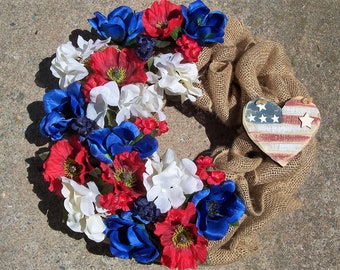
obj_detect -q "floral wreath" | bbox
[39,0,250,269]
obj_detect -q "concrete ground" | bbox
[0,0,338,269]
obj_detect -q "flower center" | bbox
[114,168,135,188]
[207,200,220,218]
[107,67,126,84]
[172,225,193,249]
[63,158,82,179]
[155,21,168,29]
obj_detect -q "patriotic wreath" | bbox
[39,0,246,269]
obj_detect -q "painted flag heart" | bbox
[243,96,321,166]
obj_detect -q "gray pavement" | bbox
[0,0,338,269]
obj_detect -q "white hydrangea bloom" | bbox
[116,83,165,124]
[50,35,110,89]
[143,149,203,213]
[86,81,120,128]
[149,52,202,103]
[61,177,107,242]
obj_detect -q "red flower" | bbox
[142,0,183,40]
[81,73,106,102]
[135,117,169,137]
[99,151,146,214]
[43,135,93,196]
[85,46,147,90]
[175,34,202,63]
[195,155,226,185]
[154,202,208,269]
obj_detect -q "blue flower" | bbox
[181,0,228,45]
[88,6,144,45]
[135,35,156,61]
[131,197,161,224]
[192,180,245,240]
[86,121,158,163]
[104,211,160,264]
[39,82,85,141]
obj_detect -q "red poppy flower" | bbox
[195,155,226,185]
[43,135,93,196]
[99,151,146,214]
[86,46,147,89]
[175,34,202,62]
[142,0,183,39]
[154,202,208,269]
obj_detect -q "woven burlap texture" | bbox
[194,17,316,265]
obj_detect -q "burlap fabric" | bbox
[194,17,316,265]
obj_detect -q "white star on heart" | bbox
[256,103,266,111]
[259,114,267,122]
[271,115,279,123]
[247,113,256,122]
[299,112,314,128]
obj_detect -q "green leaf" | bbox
[106,108,117,127]
[147,57,154,71]
[170,27,182,40]
[229,221,240,227]
[155,39,171,48]
[38,151,50,161]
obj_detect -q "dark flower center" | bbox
[156,21,168,29]
[207,200,220,218]
[114,168,135,188]
[172,225,193,249]
[107,67,126,83]
[63,158,82,179]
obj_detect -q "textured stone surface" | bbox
[0,0,338,269]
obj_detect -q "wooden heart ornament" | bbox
[243,96,321,166]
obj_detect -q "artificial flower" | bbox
[86,81,120,128]
[154,202,208,269]
[40,82,85,141]
[131,197,161,224]
[43,135,93,196]
[88,7,144,45]
[61,177,107,242]
[175,34,202,62]
[143,149,203,213]
[142,0,183,40]
[134,117,169,136]
[150,52,202,102]
[135,35,156,61]
[105,211,160,264]
[86,121,158,163]
[116,83,165,125]
[192,180,246,240]
[81,73,107,102]
[181,0,228,45]
[99,151,146,214]
[86,46,147,87]
[76,35,111,60]
[195,155,226,185]
[70,116,97,141]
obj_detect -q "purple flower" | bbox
[131,197,160,224]
[135,35,156,61]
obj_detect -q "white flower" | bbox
[116,83,165,124]
[61,177,107,242]
[50,35,110,89]
[150,52,202,103]
[86,81,120,128]
[143,149,203,213]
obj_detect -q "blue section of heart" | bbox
[245,98,282,124]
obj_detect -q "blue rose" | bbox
[104,211,160,264]
[192,180,245,240]
[88,6,144,45]
[86,121,158,163]
[40,82,85,140]
[181,0,228,45]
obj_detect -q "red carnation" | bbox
[43,135,93,196]
[195,155,226,185]
[142,0,183,40]
[84,46,147,94]
[135,117,169,137]
[175,34,202,62]
[154,202,208,269]
[99,151,146,214]
[81,73,106,102]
